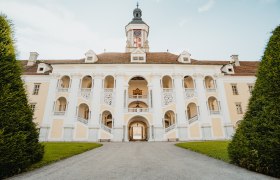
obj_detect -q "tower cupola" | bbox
[125,3,149,52]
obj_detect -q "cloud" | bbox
[198,0,215,13]
[178,18,191,27]
[0,0,123,59]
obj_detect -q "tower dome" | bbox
[128,3,146,25]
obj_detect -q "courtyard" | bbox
[10,142,273,180]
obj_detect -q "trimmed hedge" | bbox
[0,14,44,178]
[228,25,280,178]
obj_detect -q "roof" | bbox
[19,52,259,76]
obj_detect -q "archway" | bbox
[128,116,149,141]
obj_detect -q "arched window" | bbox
[205,76,215,89]
[187,103,198,119]
[59,76,70,88]
[102,111,113,128]
[208,96,220,114]
[184,76,194,89]
[104,75,114,89]
[162,75,173,89]
[55,97,67,112]
[78,103,90,120]
[81,75,92,89]
[164,110,176,128]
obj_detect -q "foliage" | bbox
[0,14,44,179]
[228,25,280,178]
[176,141,230,162]
[29,142,102,170]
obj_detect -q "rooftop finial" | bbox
[137,2,139,8]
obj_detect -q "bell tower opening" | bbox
[125,3,149,52]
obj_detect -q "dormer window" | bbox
[85,50,98,63]
[131,48,146,63]
[178,50,191,63]
[183,57,188,61]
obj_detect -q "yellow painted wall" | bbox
[212,118,223,137]
[166,130,176,139]
[190,123,200,138]
[50,119,63,139]
[25,81,49,127]
[75,123,87,139]
[224,82,252,126]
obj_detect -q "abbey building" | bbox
[21,5,258,142]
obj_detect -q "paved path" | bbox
[10,142,275,180]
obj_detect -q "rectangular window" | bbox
[235,103,243,114]
[32,83,41,95]
[133,56,138,60]
[231,84,238,95]
[39,67,44,71]
[30,103,36,112]
[248,84,254,94]
[139,56,144,60]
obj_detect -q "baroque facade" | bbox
[21,5,258,142]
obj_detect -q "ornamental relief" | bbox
[162,92,174,106]
[104,91,113,106]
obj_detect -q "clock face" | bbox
[134,30,141,37]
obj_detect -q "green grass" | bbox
[176,141,230,162]
[29,142,102,170]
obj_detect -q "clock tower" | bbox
[125,3,149,52]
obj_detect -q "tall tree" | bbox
[0,14,44,178]
[228,25,280,178]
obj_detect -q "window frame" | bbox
[231,84,239,95]
[32,83,41,95]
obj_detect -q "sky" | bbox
[0,0,279,61]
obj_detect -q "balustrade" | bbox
[165,124,176,132]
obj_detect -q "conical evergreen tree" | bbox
[0,14,44,178]
[228,25,280,178]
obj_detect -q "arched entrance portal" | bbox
[128,116,149,141]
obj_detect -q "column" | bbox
[194,73,211,140]
[215,73,234,139]
[113,73,125,141]
[173,73,188,141]
[88,73,103,141]
[151,73,164,141]
[63,73,81,141]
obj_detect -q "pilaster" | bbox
[173,73,188,140]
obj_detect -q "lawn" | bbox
[29,142,102,170]
[176,141,230,162]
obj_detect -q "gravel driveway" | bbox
[10,142,275,180]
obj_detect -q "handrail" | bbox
[188,115,198,124]
[57,88,69,92]
[128,95,148,99]
[127,108,149,112]
[162,88,173,93]
[210,110,220,114]
[101,123,112,133]
[81,88,91,92]
[54,111,65,115]
[77,116,88,124]
[165,124,176,132]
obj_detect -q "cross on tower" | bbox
[137,2,139,8]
